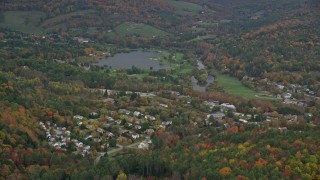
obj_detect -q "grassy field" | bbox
[0,11,45,34]
[165,0,203,15]
[115,22,170,37]
[157,12,181,24]
[0,10,97,34]
[42,10,96,31]
[188,34,217,42]
[213,71,278,100]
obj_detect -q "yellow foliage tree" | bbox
[116,170,127,180]
[84,48,95,55]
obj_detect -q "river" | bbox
[191,60,214,92]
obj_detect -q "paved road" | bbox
[94,152,106,165]
[107,141,141,155]
[305,93,320,100]
[94,141,142,165]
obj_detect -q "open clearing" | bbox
[213,71,278,100]
[188,34,217,42]
[0,11,45,34]
[41,10,96,31]
[165,0,203,15]
[115,22,171,37]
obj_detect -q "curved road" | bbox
[94,141,142,165]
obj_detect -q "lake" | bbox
[95,51,169,69]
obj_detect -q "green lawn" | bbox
[0,11,46,34]
[165,0,203,15]
[157,50,193,75]
[214,71,278,100]
[176,64,193,74]
[173,52,184,61]
[129,73,147,80]
[115,22,170,37]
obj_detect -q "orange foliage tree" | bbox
[219,167,232,176]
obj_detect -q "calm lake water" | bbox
[95,51,169,69]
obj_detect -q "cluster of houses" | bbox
[64,108,170,154]
[271,81,318,105]
[205,101,237,128]
[39,121,91,156]
[244,76,319,105]
[276,82,317,97]
[39,121,70,151]
[203,99,309,132]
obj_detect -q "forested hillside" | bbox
[210,0,320,93]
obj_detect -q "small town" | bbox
[1,0,320,178]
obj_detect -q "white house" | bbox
[282,93,292,99]
[73,115,84,120]
[133,111,141,117]
[138,142,149,149]
[162,121,172,126]
[131,133,140,139]
[106,132,114,138]
[220,103,236,111]
[119,109,131,115]
[145,115,156,121]
[207,112,226,121]
[238,119,248,124]
[276,84,285,90]
[97,128,104,133]
[53,142,61,147]
[106,116,114,122]
[278,127,288,132]
[76,142,83,147]
[65,131,71,136]
[204,101,219,108]
[160,104,168,108]
[84,135,92,140]
[159,125,166,129]
[145,129,155,135]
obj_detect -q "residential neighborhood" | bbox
[37,85,318,158]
